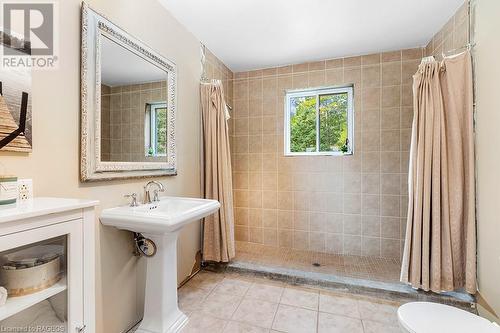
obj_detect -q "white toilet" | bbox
[398,302,500,333]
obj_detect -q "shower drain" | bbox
[312,262,321,267]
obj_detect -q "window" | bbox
[145,102,167,156]
[284,86,353,156]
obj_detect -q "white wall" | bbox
[475,0,500,320]
[0,0,203,331]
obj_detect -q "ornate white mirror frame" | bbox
[80,3,176,182]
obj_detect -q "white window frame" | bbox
[284,85,354,156]
[145,102,167,156]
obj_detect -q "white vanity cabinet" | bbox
[0,198,98,333]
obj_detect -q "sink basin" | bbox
[100,196,220,333]
[100,196,220,234]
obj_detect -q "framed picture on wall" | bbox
[0,31,32,153]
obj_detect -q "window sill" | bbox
[284,151,353,157]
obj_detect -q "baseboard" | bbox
[477,291,499,319]
[178,250,202,288]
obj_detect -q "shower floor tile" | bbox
[233,242,402,284]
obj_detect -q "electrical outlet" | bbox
[18,179,33,200]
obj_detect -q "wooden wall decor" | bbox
[0,34,33,153]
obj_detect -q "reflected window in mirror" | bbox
[99,81,168,163]
[145,102,167,157]
[99,35,169,163]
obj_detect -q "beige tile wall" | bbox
[230,48,424,259]
[426,1,470,58]
[101,84,111,160]
[101,80,167,162]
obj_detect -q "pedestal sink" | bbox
[100,196,220,333]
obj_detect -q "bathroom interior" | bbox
[0,0,499,332]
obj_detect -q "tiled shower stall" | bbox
[229,49,420,260]
[200,1,470,284]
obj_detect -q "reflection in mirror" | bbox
[145,102,167,157]
[99,35,168,162]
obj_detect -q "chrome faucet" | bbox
[144,181,165,204]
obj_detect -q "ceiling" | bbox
[159,0,464,71]
[101,35,166,87]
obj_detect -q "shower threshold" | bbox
[205,242,475,311]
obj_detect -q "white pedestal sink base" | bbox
[100,196,221,332]
[135,232,189,333]
[135,313,187,333]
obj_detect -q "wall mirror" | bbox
[80,3,176,181]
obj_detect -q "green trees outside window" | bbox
[155,107,167,155]
[288,87,351,154]
[146,103,168,156]
[290,96,316,152]
[319,93,348,152]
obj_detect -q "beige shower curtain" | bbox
[401,51,476,294]
[200,80,235,262]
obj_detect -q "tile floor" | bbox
[130,270,403,332]
[234,242,402,283]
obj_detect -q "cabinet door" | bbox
[0,219,84,333]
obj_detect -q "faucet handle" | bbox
[152,189,160,202]
[143,186,151,204]
[155,183,165,202]
[124,193,139,207]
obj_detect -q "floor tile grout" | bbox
[168,270,405,332]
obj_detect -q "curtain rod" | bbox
[442,43,476,57]
[421,43,476,65]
